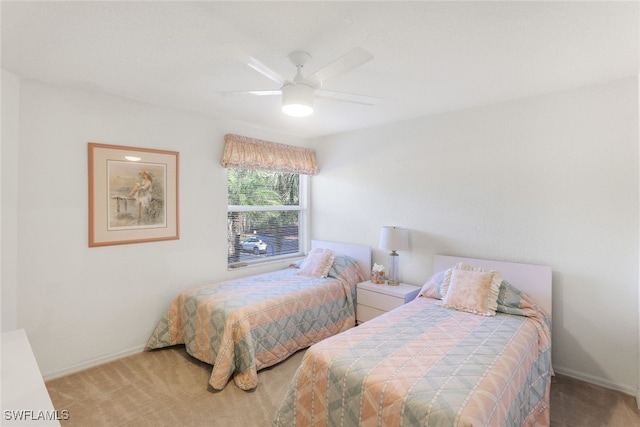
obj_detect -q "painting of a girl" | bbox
[108,162,166,229]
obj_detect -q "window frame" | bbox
[227,171,308,269]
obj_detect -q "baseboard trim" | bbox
[553,365,638,399]
[42,345,145,381]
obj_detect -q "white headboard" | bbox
[433,255,552,316]
[311,240,371,278]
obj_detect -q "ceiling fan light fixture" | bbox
[282,83,314,117]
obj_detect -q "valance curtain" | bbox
[221,134,319,175]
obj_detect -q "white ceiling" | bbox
[2,1,638,139]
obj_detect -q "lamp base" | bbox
[387,250,400,286]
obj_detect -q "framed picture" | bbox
[88,143,179,247]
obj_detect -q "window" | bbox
[222,134,318,268]
[227,168,307,267]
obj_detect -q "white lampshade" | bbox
[282,83,314,117]
[379,226,409,251]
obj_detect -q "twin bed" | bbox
[274,255,553,426]
[147,243,552,426]
[145,240,371,390]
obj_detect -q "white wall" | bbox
[312,77,639,396]
[1,77,309,377]
[1,70,20,332]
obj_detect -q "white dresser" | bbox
[1,329,62,426]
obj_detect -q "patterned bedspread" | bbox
[273,296,552,427]
[145,259,363,390]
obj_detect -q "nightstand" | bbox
[356,280,420,323]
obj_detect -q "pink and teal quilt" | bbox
[273,295,552,426]
[146,260,363,390]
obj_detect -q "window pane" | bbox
[227,169,299,206]
[227,211,300,263]
[227,169,303,266]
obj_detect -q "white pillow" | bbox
[439,262,503,316]
[297,248,336,278]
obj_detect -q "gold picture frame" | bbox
[88,142,179,247]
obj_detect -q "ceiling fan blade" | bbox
[246,57,286,87]
[309,47,373,85]
[316,89,379,106]
[223,43,285,86]
[219,90,282,97]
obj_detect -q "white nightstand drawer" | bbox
[356,281,420,323]
[356,304,386,323]
[357,288,405,312]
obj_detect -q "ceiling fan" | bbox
[222,47,378,117]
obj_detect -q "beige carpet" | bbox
[46,346,640,427]
[46,346,304,427]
